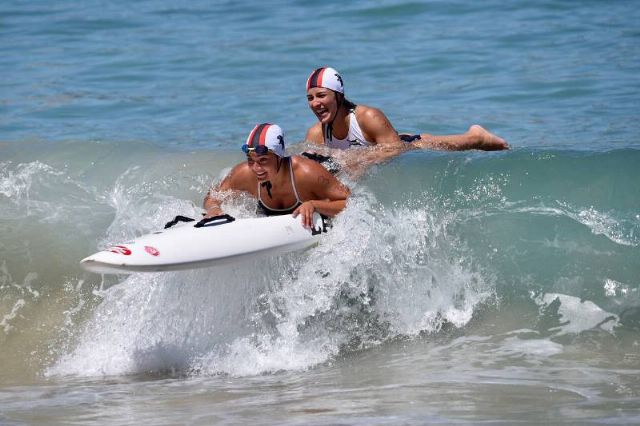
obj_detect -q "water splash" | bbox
[0,261,39,335]
[49,189,494,377]
[192,192,494,377]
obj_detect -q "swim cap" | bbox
[244,123,286,157]
[306,67,344,94]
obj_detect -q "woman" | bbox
[305,67,509,153]
[204,123,350,228]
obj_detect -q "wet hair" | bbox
[336,92,357,111]
[343,96,357,111]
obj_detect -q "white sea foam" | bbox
[603,278,633,298]
[190,192,493,377]
[48,265,270,376]
[537,293,619,335]
[49,187,493,377]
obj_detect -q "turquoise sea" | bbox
[1,1,639,424]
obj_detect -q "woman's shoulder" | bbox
[225,162,256,188]
[229,161,252,175]
[354,104,387,121]
[291,155,340,196]
[291,154,317,170]
[353,104,395,142]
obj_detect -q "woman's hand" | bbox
[203,207,224,219]
[292,201,316,229]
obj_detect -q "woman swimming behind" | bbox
[305,67,509,155]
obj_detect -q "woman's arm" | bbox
[292,158,350,228]
[357,106,404,145]
[203,163,254,217]
[357,106,508,151]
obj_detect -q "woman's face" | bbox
[246,151,278,182]
[307,87,338,124]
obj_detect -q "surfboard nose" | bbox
[80,257,127,274]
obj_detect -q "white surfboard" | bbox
[81,213,329,274]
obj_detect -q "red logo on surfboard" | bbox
[145,246,160,256]
[109,245,132,255]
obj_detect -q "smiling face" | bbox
[246,151,279,182]
[307,87,339,124]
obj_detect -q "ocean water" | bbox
[1,0,639,424]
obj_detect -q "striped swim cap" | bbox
[244,123,286,157]
[306,67,344,94]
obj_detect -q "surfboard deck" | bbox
[81,213,328,274]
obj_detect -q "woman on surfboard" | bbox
[304,67,509,168]
[204,123,350,229]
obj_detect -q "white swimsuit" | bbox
[323,109,374,149]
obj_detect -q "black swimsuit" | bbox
[256,157,302,216]
[301,151,341,175]
[399,133,421,143]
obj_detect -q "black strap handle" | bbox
[164,215,196,229]
[194,214,236,228]
[311,214,330,235]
